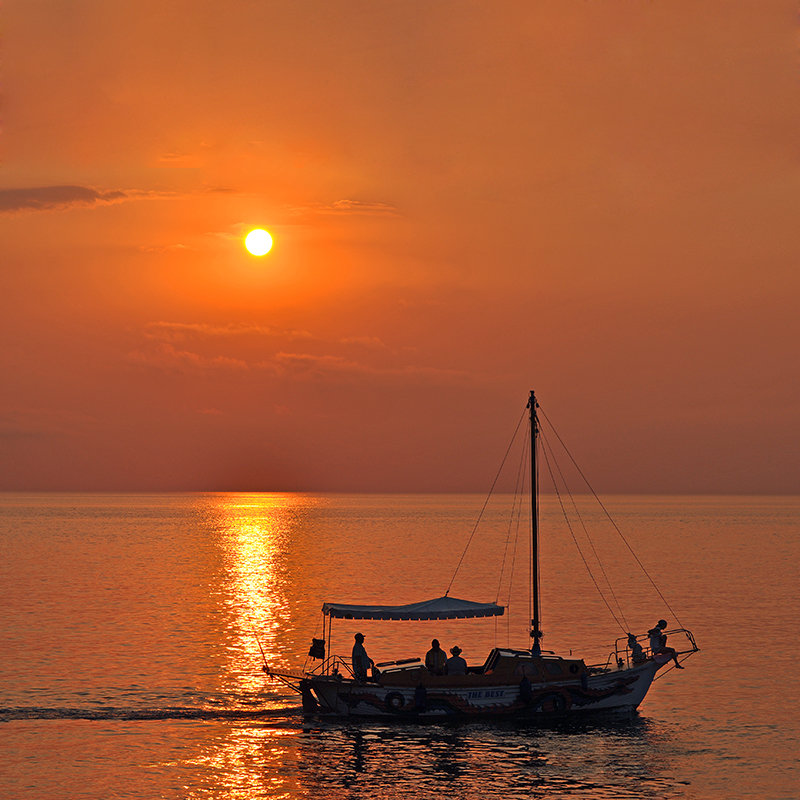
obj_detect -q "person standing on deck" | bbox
[351,633,373,681]
[445,646,467,675]
[425,639,447,675]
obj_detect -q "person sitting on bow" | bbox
[647,619,684,669]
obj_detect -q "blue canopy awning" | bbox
[322,595,505,621]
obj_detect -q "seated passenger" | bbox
[627,633,646,664]
[425,639,447,675]
[445,645,467,675]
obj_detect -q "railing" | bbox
[612,627,699,670]
[307,654,354,678]
[307,654,422,679]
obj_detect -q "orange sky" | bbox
[1,1,797,493]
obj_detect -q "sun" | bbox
[244,228,273,256]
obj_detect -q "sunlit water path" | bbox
[1,493,797,798]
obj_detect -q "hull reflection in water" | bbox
[294,716,689,800]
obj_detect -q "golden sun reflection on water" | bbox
[208,492,318,696]
[179,725,300,800]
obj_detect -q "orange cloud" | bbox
[128,343,250,372]
[268,352,470,382]
[143,321,314,342]
[286,198,399,217]
[0,407,93,438]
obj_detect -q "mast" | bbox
[528,390,543,654]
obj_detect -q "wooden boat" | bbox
[266,391,698,718]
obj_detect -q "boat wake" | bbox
[0,704,303,722]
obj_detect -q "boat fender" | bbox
[300,680,319,713]
[536,692,567,713]
[386,691,405,712]
[414,684,427,713]
[519,676,533,705]
[308,638,326,659]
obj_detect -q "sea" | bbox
[1,492,798,800]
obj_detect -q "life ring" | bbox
[535,692,567,714]
[385,691,405,712]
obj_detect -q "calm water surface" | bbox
[1,493,798,799]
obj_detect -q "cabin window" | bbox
[544,661,563,676]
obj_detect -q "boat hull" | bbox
[300,661,660,719]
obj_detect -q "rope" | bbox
[445,407,527,596]
[540,435,629,634]
[495,422,529,603]
[496,428,528,646]
[539,427,631,631]
[538,405,684,629]
[508,434,527,632]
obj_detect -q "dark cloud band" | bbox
[0,185,127,212]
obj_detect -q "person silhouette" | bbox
[647,619,684,668]
[351,632,373,681]
[445,646,467,675]
[425,639,446,675]
[627,633,646,664]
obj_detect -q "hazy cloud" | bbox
[0,423,51,441]
[144,321,314,342]
[268,352,469,382]
[128,343,250,372]
[143,322,385,349]
[128,341,466,383]
[0,408,92,438]
[329,199,397,214]
[155,152,204,168]
[339,336,388,349]
[0,185,128,213]
[132,323,460,382]
[197,407,224,416]
[269,352,365,376]
[139,243,192,253]
[287,198,399,217]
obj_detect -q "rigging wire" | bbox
[538,406,685,628]
[540,434,629,635]
[493,423,529,646]
[539,426,631,631]
[445,406,527,596]
[495,420,529,604]
[508,431,528,648]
